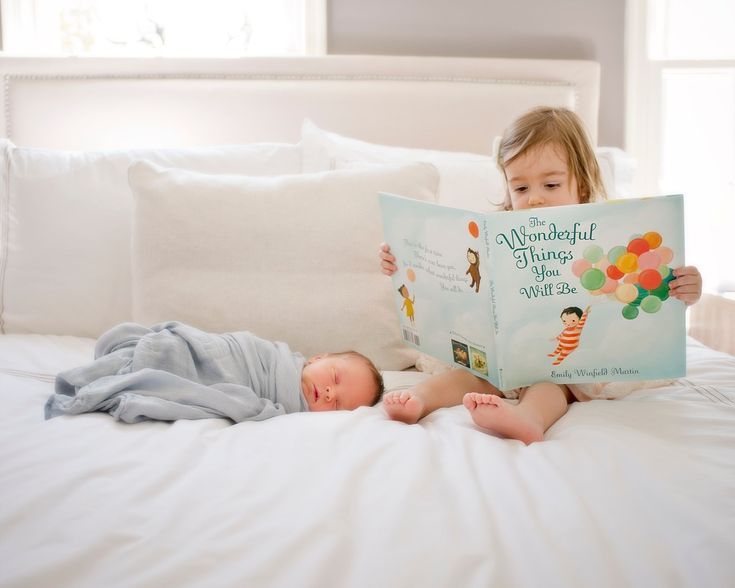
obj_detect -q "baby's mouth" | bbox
[313,384,320,402]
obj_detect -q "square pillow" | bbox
[0,140,301,337]
[128,161,440,371]
[300,119,506,212]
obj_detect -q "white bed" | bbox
[1,55,734,588]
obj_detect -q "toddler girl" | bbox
[379,106,702,444]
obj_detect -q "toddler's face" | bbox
[504,143,580,210]
[301,354,376,412]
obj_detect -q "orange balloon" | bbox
[406,268,416,282]
[643,231,663,249]
[468,221,479,238]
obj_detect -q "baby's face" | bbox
[301,354,376,412]
[505,143,580,210]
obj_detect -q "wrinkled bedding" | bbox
[1,334,734,588]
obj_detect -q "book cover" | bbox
[379,193,686,391]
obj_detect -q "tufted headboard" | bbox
[0,55,600,152]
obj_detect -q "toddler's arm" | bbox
[379,242,398,276]
[669,265,702,306]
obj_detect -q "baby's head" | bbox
[496,106,605,210]
[301,351,384,412]
[560,306,584,328]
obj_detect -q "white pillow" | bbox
[128,161,440,371]
[300,119,505,211]
[0,140,301,337]
[595,146,636,198]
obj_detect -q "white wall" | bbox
[328,0,625,147]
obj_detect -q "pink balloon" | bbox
[572,258,592,278]
[637,250,661,270]
[601,277,618,294]
[623,272,640,284]
[658,246,674,265]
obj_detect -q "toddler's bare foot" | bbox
[383,390,425,424]
[463,393,544,445]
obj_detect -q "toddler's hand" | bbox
[669,265,702,306]
[379,242,397,276]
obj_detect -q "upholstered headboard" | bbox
[0,55,600,152]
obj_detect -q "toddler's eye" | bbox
[545,182,561,189]
[513,185,528,193]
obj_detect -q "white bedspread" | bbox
[1,334,734,588]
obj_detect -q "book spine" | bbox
[483,216,503,390]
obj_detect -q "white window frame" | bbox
[625,0,735,193]
[626,0,735,295]
[0,0,327,55]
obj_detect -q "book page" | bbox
[379,193,499,385]
[486,194,686,390]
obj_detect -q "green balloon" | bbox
[583,244,604,263]
[652,283,670,300]
[622,304,639,320]
[641,295,662,313]
[580,268,606,291]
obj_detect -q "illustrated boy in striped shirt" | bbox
[549,305,590,365]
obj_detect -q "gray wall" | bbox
[328,0,625,147]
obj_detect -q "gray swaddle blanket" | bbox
[46,321,308,423]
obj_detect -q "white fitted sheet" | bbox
[1,334,734,588]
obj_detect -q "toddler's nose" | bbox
[528,191,545,206]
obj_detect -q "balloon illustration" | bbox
[576,230,677,320]
[572,259,592,278]
[638,269,663,291]
[468,221,479,238]
[616,252,638,274]
[583,244,604,263]
[643,231,663,249]
[580,268,606,291]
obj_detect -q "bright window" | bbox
[0,0,325,55]
[626,0,735,294]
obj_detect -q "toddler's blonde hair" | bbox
[496,106,606,210]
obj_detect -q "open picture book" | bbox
[379,193,686,391]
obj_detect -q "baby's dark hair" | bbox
[560,306,584,319]
[329,350,385,406]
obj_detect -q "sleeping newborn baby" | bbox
[46,321,383,423]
